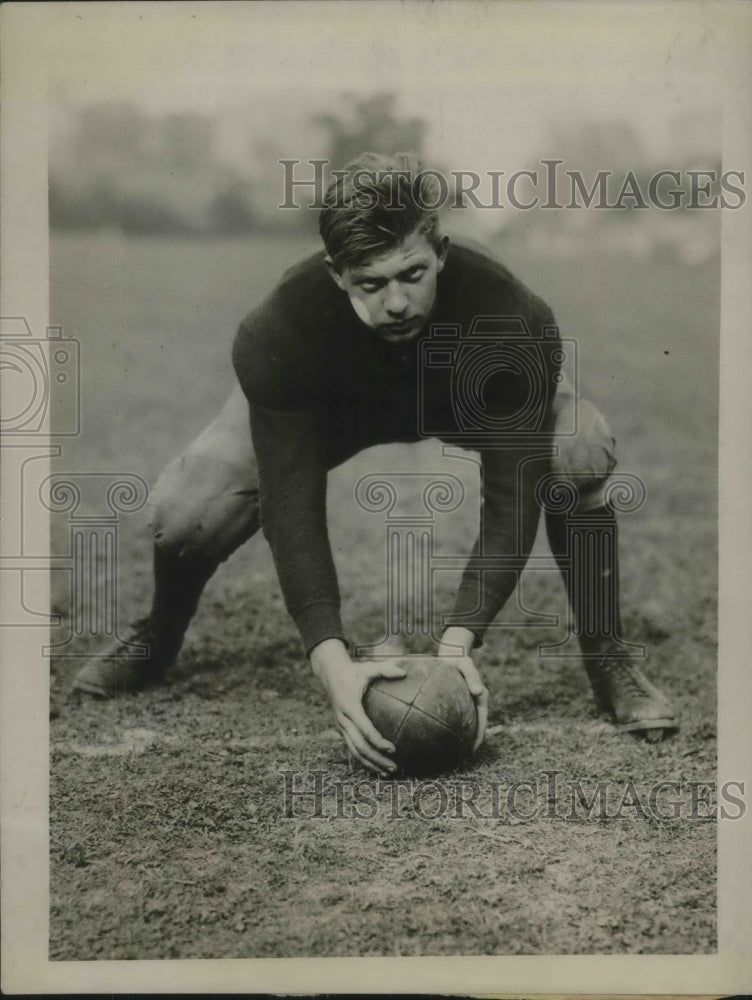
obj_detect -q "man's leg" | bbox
[544,399,677,740]
[73,385,260,696]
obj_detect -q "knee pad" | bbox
[148,452,259,562]
[551,398,616,510]
[548,399,617,512]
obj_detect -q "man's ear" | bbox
[435,234,450,272]
[324,255,346,291]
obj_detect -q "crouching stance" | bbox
[74,153,677,768]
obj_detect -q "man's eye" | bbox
[405,267,425,281]
[358,281,380,293]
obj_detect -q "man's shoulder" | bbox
[239,248,335,335]
[446,235,518,280]
[443,235,555,328]
[276,246,331,294]
[232,248,343,408]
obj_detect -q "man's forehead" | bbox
[348,234,435,278]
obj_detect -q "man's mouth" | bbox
[381,319,419,340]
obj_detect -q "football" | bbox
[363,656,477,777]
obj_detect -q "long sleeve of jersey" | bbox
[232,305,349,656]
[443,441,548,644]
[246,401,346,654]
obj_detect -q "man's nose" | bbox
[384,283,408,317]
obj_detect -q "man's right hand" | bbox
[310,638,406,775]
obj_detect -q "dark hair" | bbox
[319,151,444,271]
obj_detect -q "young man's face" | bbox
[327,230,449,345]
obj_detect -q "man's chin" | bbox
[377,323,422,344]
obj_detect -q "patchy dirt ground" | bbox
[49,234,718,958]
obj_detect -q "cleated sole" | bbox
[619,716,677,732]
[619,718,679,742]
[71,677,113,699]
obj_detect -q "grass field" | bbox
[49,230,718,958]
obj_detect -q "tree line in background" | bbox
[49,94,426,237]
[49,93,721,263]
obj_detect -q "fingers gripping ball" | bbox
[363,657,477,777]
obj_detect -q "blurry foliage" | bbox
[49,94,430,237]
[50,102,266,237]
[208,183,258,234]
[492,119,721,264]
[49,99,721,262]
[315,92,427,171]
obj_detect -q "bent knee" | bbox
[552,403,616,474]
[148,452,259,561]
[550,399,617,511]
[550,446,616,485]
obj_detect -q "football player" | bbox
[73,152,677,773]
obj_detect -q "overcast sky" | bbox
[35,2,725,169]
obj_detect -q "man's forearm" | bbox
[259,481,346,653]
[445,557,527,647]
[444,448,544,646]
[248,402,346,654]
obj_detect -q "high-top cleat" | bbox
[72,616,184,698]
[73,545,218,698]
[545,501,678,743]
[584,654,678,742]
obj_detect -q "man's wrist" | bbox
[309,637,350,678]
[440,626,476,656]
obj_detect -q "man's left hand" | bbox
[437,627,488,751]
